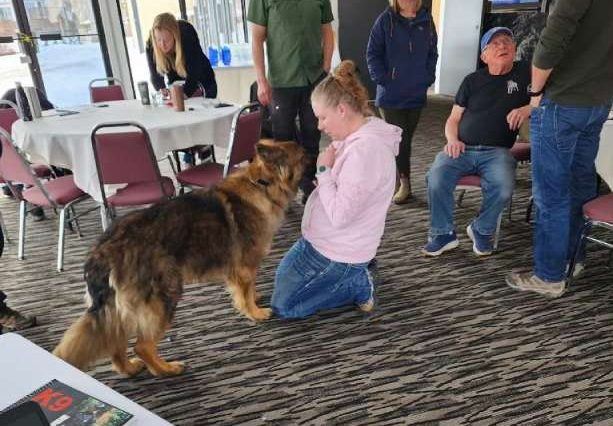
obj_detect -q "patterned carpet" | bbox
[1,96,613,425]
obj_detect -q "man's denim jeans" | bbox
[531,98,611,282]
[426,146,516,237]
[272,238,373,319]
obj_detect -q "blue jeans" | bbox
[272,238,374,319]
[531,98,611,282]
[426,146,516,236]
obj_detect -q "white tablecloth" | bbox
[0,333,170,425]
[11,99,240,202]
[596,117,613,190]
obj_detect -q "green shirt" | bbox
[533,0,613,106]
[248,0,334,88]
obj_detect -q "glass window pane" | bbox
[0,3,33,97]
[0,40,34,98]
[37,35,106,107]
[186,0,251,66]
[24,0,98,37]
[119,1,182,89]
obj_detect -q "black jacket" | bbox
[146,20,217,98]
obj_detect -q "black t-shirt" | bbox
[455,61,530,148]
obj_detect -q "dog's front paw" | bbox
[248,307,272,322]
[113,357,146,377]
[125,358,146,377]
[150,360,185,377]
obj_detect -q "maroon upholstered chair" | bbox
[0,100,52,180]
[89,77,125,103]
[455,174,504,250]
[510,140,531,163]
[90,122,175,229]
[567,194,613,282]
[0,129,92,271]
[176,103,262,190]
[0,100,53,245]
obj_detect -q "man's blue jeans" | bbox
[426,146,516,237]
[531,98,611,282]
[272,238,373,319]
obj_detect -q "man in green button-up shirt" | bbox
[248,0,335,203]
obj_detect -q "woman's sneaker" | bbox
[421,231,459,256]
[466,223,493,256]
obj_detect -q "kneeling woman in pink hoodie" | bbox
[272,60,402,319]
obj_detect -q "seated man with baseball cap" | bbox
[422,27,532,256]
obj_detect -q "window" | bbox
[185,0,248,48]
[119,0,251,91]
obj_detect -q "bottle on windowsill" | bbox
[15,82,32,122]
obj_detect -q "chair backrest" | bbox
[0,129,51,205]
[223,103,262,177]
[0,100,20,133]
[89,77,125,103]
[90,122,166,204]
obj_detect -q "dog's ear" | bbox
[256,141,286,166]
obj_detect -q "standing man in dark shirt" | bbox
[248,0,335,203]
[422,27,531,257]
[506,0,613,297]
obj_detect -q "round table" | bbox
[12,99,240,202]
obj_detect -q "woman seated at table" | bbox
[146,12,217,99]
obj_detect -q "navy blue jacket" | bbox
[366,7,438,109]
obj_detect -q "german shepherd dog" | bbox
[54,140,304,377]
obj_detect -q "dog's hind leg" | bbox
[133,302,184,377]
[228,267,271,322]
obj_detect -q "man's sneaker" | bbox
[566,262,585,279]
[505,271,566,298]
[0,303,37,331]
[421,232,459,256]
[393,179,412,204]
[358,298,375,313]
[466,223,494,256]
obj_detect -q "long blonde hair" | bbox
[312,60,372,117]
[389,0,422,14]
[150,13,187,78]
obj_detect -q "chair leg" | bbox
[70,206,83,237]
[507,197,513,222]
[17,200,26,260]
[173,151,182,173]
[525,196,534,223]
[0,210,9,243]
[100,205,109,231]
[57,208,67,272]
[493,211,503,251]
[456,189,466,208]
[567,220,592,284]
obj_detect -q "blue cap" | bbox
[480,27,513,52]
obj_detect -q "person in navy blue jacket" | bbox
[367,0,438,203]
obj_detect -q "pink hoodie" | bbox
[302,117,402,263]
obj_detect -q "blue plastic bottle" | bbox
[208,46,219,66]
[221,45,231,66]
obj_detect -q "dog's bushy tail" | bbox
[53,253,121,370]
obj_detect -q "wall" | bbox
[215,65,256,104]
[435,0,483,96]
